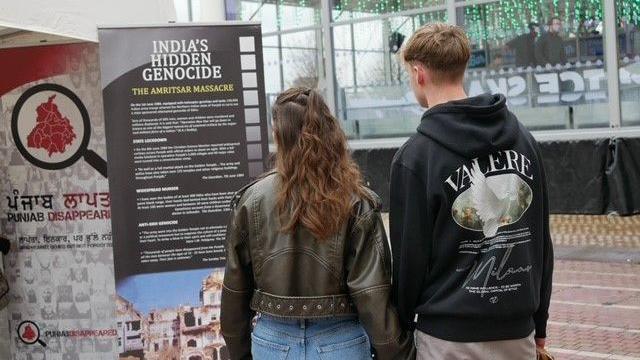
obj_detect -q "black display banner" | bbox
[100,23,268,278]
[98,24,268,358]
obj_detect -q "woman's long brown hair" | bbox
[271,87,370,240]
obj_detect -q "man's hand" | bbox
[535,337,546,349]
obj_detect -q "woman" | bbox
[220,87,414,360]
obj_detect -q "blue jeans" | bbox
[251,314,372,360]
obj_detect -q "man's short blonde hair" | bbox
[401,23,471,84]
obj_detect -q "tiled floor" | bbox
[548,260,640,359]
[381,214,640,249]
[550,215,640,249]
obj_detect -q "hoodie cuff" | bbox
[534,316,547,338]
[407,320,416,332]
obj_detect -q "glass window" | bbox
[221,0,626,140]
[174,0,192,22]
[226,1,324,141]
[279,2,321,30]
[332,0,445,21]
[333,12,446,139]
[227,0,320,32]
[334,24,355,90]
[227,2,278,33]
[616,0,640,126]
[281,30,320,88]
[263,36,282,94]
[131,320,141,331]
[458,0,609,130]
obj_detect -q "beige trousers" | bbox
[416,330,536,360]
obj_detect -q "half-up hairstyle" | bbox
[271,87,370,240]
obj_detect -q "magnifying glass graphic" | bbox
[11,83,108,177]
[17,320,47,347]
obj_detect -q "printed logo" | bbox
[447,151,536,302]
[17,320,47,347]
[27,94,77,156]
[11,83,108,176]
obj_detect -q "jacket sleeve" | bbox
[221,199,255,360]
[559,40,568,65]
[534,36,547,66]
[389,162,430,332]
[347,203,416,360]
[533,145,554,339]
[505,35,519,49]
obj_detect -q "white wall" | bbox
[0,0,176,42]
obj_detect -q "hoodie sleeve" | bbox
[389,161,430,332]
[533,143,554,339]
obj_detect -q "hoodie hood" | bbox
[417,93,519,158]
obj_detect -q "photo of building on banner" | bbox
[0,43,117,359]
[98,23,269,360]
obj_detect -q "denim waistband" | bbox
[258,313,360,333]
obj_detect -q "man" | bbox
[390,23,554,359]
[619,16,638,57]
[535,17,567,66]
[506,22,539,67]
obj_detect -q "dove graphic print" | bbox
[445,150,537,301]
[454,160,533,237]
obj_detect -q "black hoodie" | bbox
[389,93,553,342]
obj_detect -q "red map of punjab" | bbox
[27,95,76,156]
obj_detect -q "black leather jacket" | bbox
[220,172,415,360]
